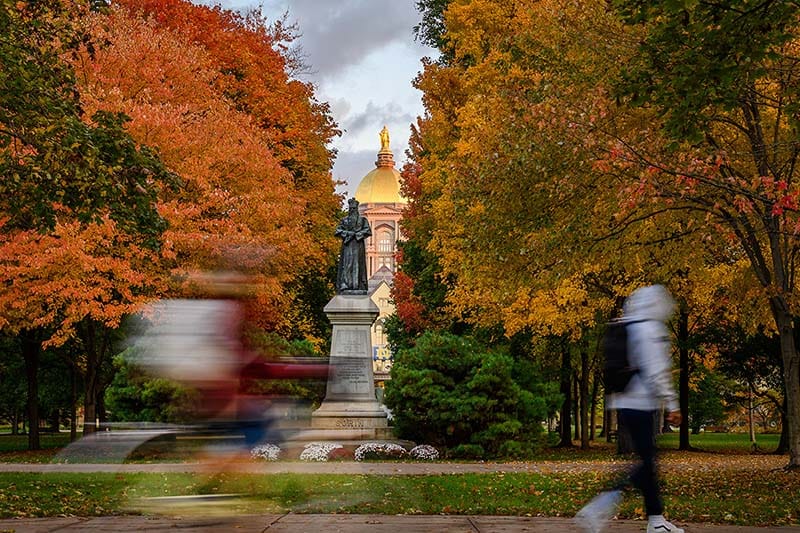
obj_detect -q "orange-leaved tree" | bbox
[76,1,341,340]
[0,217,167,436]
[0,0,175,441]
[112,0,341,342]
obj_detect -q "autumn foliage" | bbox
[75,0,340,333]
[0,0,340,441]
[403,0,800,464]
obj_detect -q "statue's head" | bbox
[348,198,359,212]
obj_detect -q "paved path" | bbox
[0,514,798,532]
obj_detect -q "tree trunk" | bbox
[70,365,78,442]
[11,408,19,435]
[776,395,790,454]
[83,361,99,435]
[749,385,758,452]
[558,343,573,447]
[80,319,114,436]
[97,391,107,427]
[49,410,59,433]
[82,322,99,435]
[21,330,41,451]
[678,306,691,450]
[771,298,800,468]
[590,370,599,441]
[573,372,580,442]
[580,350,590,450]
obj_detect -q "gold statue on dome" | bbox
[379,125,390,151]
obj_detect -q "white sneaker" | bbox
[647,520,685,533]
[574,490,622,533]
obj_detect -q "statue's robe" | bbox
[335,213,371,293]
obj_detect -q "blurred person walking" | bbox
[576,284,684,533]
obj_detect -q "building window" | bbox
[378,230,393,252]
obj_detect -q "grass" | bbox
[0,434,72,463]
[0,431,784,469]
[0,433,222,464]
[0,431,795,526]
[0,431,782,463]
[0,469,797,526]
[0,434,71,453]
[657,431,781,453]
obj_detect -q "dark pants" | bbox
[616,409,663,516]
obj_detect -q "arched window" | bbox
[378,230,393,252]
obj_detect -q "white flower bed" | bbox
[410,444,439,460]
[250,443,281,461]
[354,442,408,461]
[299,442,343,461]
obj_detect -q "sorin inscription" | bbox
[335,418,366,429]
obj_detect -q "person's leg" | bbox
[617,408,663,516]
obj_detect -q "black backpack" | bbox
[603,319,648,394]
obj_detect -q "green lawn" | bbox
[0,431,784,463]
[657,431,781,453]
[0,434,72,463]
[0,432,795,526]
[0,469,797,526]
[0,434,72,452]
[0,433,223,463]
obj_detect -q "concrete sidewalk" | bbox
[0,514,798,532]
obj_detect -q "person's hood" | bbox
[623,284,675,322]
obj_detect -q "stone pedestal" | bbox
[312,294,388,435]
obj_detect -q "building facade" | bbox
[353,127,406,382]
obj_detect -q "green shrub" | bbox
[105,355,196,423]
[384,331,554,458]
[449,443,485,459]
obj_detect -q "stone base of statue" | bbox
[311,294,389,439]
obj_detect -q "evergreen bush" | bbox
[384,331,553,458]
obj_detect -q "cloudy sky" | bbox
[194,0,436,199]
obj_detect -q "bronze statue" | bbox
[335,198,371,294]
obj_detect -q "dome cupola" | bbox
[354,126,406,205]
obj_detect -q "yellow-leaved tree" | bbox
[406,0,794,454]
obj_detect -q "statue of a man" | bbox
[335,198,371,294]
[379,126,390,152]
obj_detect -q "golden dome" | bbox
[355,166,405,204]
[354,127,407,204]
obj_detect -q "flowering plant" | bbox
[354,442,408,461]
[410,444,439,460]
[299,442,343,461]
[250,443,281,461]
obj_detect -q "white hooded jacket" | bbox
[606,285,679,413]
